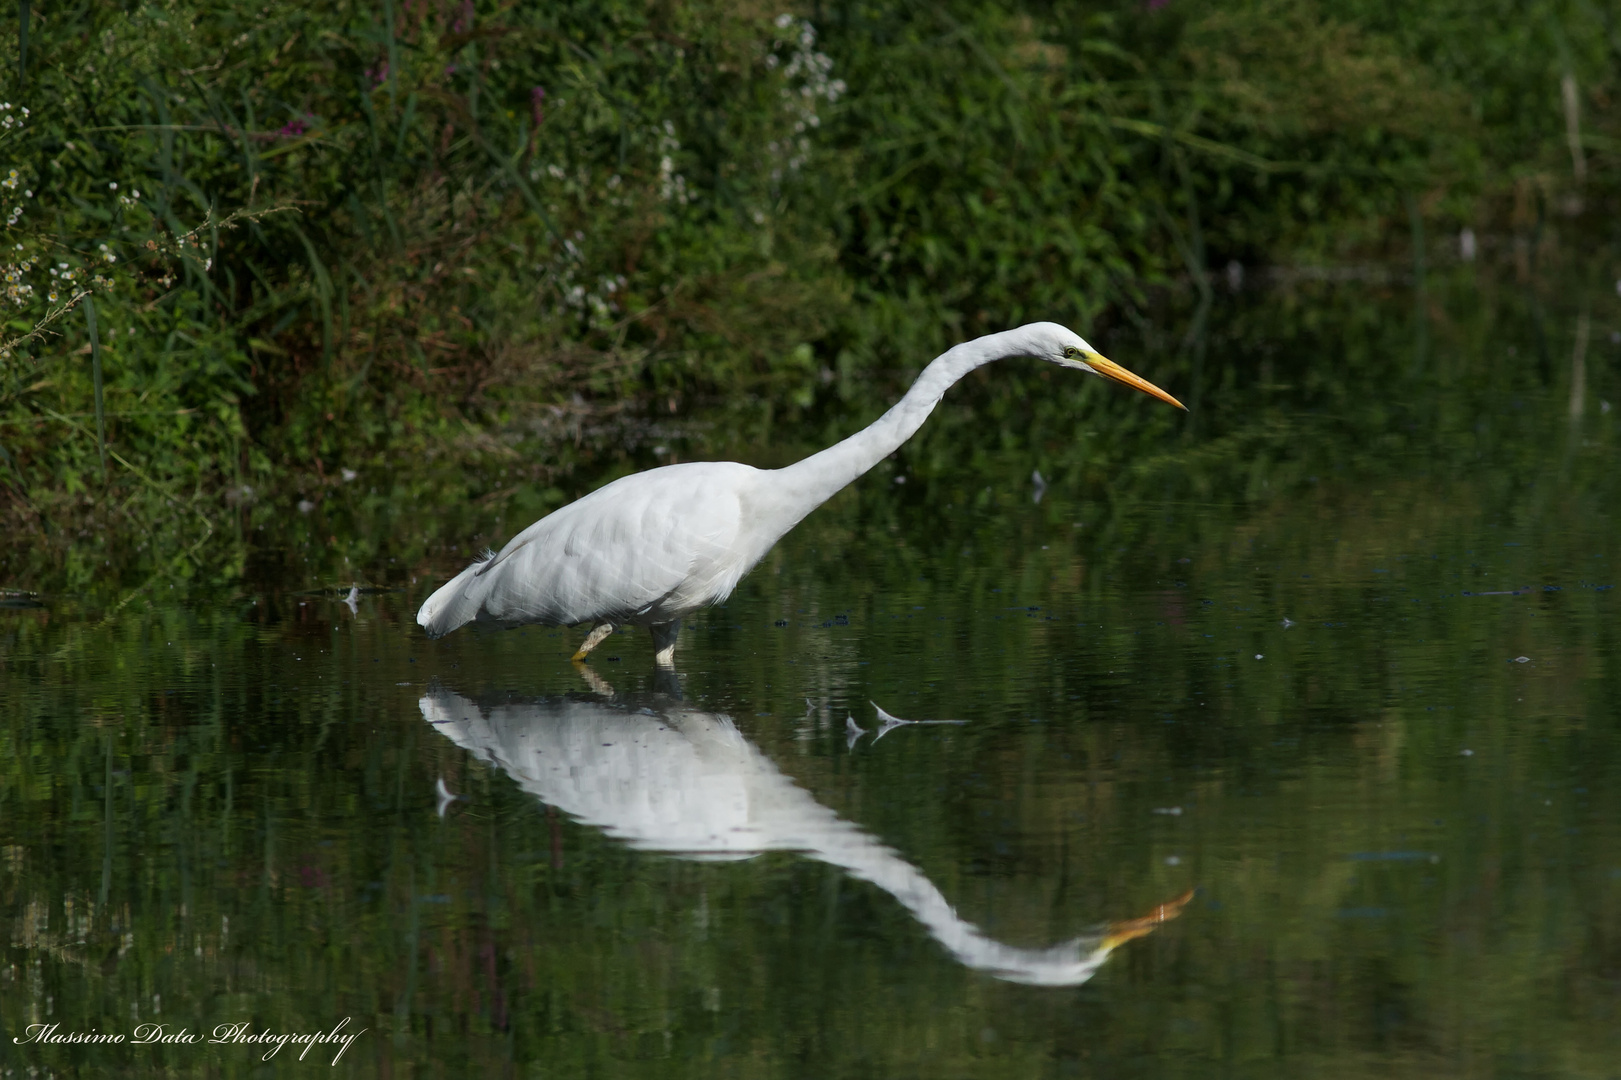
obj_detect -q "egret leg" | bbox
[573,662,617,697]
[572,622,617,661]
[650,621,681,667]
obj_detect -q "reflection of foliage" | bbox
[2,280,1617,1076]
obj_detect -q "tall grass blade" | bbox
[84,295,108,481]
[292,225,334,366]
[17,0,27,82]
[383,0,398,110]
[469,121,561,243]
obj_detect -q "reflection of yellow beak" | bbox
[1087,354,1188,411]
[1099,888,1196,952]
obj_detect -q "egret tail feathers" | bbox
[417,558,496,638]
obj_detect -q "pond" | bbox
[3,270,1618,1077]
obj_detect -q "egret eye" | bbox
[1063,346,1083,360]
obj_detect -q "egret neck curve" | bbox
[767,327,1036,516]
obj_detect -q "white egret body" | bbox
[417,322,1183,662]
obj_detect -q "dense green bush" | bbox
[0,0,1614,538]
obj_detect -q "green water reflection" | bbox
[3,275,1619,1077]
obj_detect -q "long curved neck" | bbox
[803,821,1108,986]
[770,327,1043,513]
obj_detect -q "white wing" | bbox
[417,461,763,636]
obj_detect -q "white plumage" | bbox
[417,322,1183,663]
[418,462,759,635]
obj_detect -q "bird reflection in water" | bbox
[421,672,1190,987]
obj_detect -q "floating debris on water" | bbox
[869,701,968,742]
[845,714,866,750]
[435,777,461,818]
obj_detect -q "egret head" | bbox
[1026,322,1187,410]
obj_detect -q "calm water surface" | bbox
[3,276,1619,1077]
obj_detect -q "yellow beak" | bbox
[1087,354,1187,411]
[1098,888,1196,952]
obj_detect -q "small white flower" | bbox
[108,181,118,190]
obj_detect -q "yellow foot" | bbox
[572,622,616,661]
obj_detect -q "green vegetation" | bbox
[1,0,1618,556]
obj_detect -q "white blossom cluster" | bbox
[2,245,37,307]
[2,166,31,227]
[528,160,631,212]
[46,260,77,303]
[2,238,118,308]
[0,101,29,131]
[764,14,845,181]
[657,120,690,205]
[544,230,627,330]
[565,272,627,325]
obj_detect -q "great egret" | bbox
[421,680,1190,986]
[417,322,1184,663]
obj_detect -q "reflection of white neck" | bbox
[423,689,1148,986]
